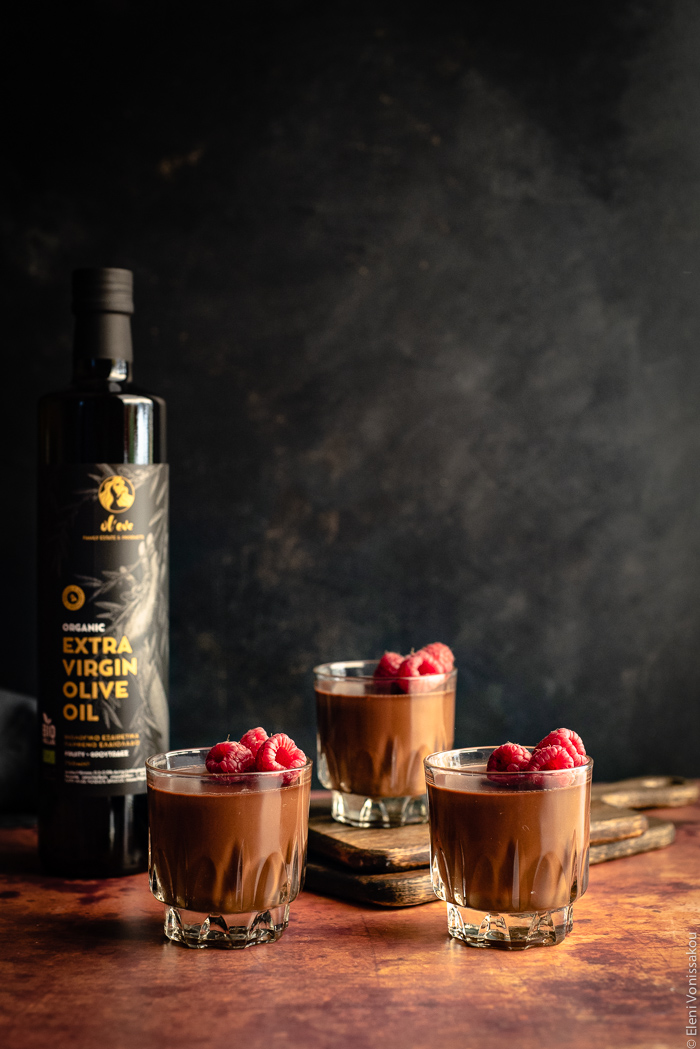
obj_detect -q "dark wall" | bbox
[3,0,699,781]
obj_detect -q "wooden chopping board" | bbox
[305,776,694,908]
[591,775,698,808]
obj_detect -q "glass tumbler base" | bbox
[446,902,574,950]
[331,790,427,827]
[162,903,290,949]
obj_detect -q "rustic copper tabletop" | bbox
[1,801,698,1049]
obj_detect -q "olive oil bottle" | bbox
[38,268,169,876]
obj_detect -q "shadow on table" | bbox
[1,899,162,948]
[50,913,162,945]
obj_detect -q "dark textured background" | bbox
[2,0,699,786]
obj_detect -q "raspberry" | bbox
[205,740,255,774]
[239,726,268,758]
[534,728,587,767]
[421,642,455,673]
[255,733,306,772]
[486,742,532,773]
[412,651,443,674]
[396,651,444,692]
[374,652,404,679]
[397,653,422,678]
[526,745,574,772]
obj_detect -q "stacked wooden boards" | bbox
[305,776,697,907]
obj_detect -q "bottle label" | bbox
[38,464,169,796]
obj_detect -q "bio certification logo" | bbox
[62,584,85,611]
[98,475,135,513]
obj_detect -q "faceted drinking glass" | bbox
[315,660,456,827]
[425,746,592,949]
[146,748,311,948]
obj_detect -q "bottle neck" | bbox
[72,312,133,387]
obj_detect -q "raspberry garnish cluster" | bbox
[486,728,587,784]
[373,642,455,693]
[205,728,306,775]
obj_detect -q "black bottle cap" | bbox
[72,268,134,314]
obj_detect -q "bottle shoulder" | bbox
[38,383,167,465]
[40,383,165,407]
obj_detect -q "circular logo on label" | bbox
[98,475,135,513]
[62,585,85,611]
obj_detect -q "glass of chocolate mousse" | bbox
[314,660,456,828]
[424,747,592,949]
[146,749,311,948]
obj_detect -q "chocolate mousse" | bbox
[427,770,590,914]
[148,767,310,915]
[316,678,455,798]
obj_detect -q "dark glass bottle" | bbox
[38,268,168,877]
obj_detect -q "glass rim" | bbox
[145,747,313,778]
[424,746,593,775]
[313,659,457,683]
